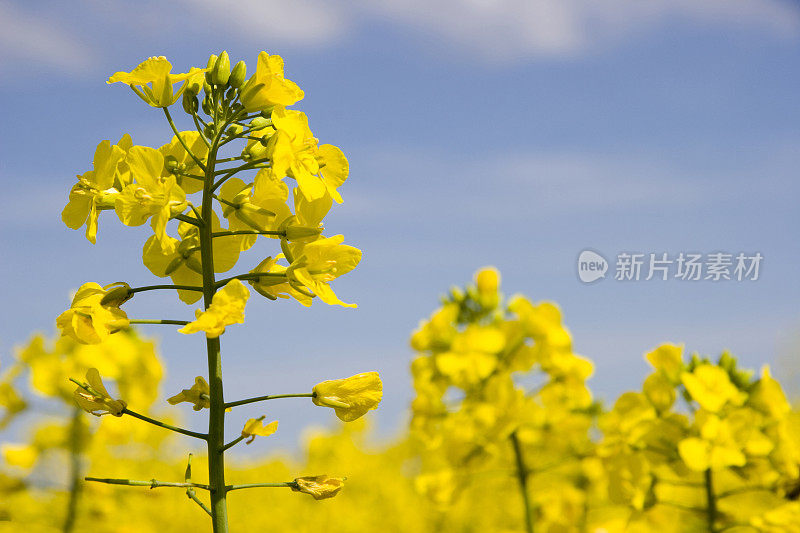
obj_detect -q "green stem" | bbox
[220,435,246,453]
[225,393,313,409]
[187,488,213,516]
[130,284,204,294]
[129,319,190,326]
[705,468,717,532]
[173,213,202,226]
[510,431,534,533]
[85,477,210,490]
[202,86,229,533]
[62,407,83,533]
[122,408,207,440]
[163,107,207,172]
[212,230,285,238]
[226,482,296,492]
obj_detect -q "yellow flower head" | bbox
[108,56,206,107]
[167,376,210,411]
[239,52,304,112]
[681,364,745,413]
[291,475,344,500]
[312,372,382,422]
[178,279,250,338]
[475,267,500,295]
[73,368,127,417]
[240,416,278,444]
[56,282,131,344]
[286,235,362,308]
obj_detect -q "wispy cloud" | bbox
[362,0,800,62]
[0,1,95,72]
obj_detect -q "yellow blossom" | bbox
[178,279,250,337]
[285,235,361,307]
[61,136,129,243]
[681,363,745,412]
[56,282,131,344]
[115,146,187,249]
[167,376,209,411]
[73,368,127,416]
[158,131,209,194]
[291,475,345,500]
[1,444,38,469]
[108,56,206,107]
[312,372,382,422]
[241,416,278,444]
[239,52,304,112]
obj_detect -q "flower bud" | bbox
[227,124,244,136]
[229,60,246,88]
[250,116,271,130]
[285,225,322,241]
[201,95,213,115]
[182,92,198,114]
[205,54,218,84]
[212,51,231,86]
[164,155,179,171]
[100,282,133,307]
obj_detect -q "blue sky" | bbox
[1,0,799,451]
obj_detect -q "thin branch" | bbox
[85,477,210,490]
[130,284,204,294]
[220,435,246,453]
[212,230,285,238]
[187,489,212,516]
[163,107,207,172]
[129,319,190,326]
[173,213,202,227]
[225,393,313,410]
[122,408,208,440]
[225,482,297,492]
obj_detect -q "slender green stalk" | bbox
[85,477,210,490]
[201,87,230,533]
[212,230,285,238]
[226,482,296,492]
[173,213,203,226]
[510,431,534,533]
[705,468,717,532]
[129,319,190,326]
[220,435,246,453]
[130,284,204,294]
[122,408,208,440]
[62,407,83,533]
[187,489,213,516]
[164,107,207,171]
[225,393,313,409]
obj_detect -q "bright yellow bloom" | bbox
[158,131,209,194]
[285,235,361,307]
[247,255,313,305]
[56,282,131,344]
[312,372,382,422]
[115,146,187,249]
[1,444,38,469]
[645,343,684,383]
[239,52,304,112]
[291,475,344,500]
[218,177,290,250]
[267,107,349,203]
[475,267,500,295]
[108,56,206,107]
[73,368,127,416]
[681,364,745,412]
[178,279,250,337]
[62,136,130,243]
[241,416,278,444]
[167,377,209,411]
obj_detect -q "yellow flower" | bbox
[241,416,278,444]
[291,475,344,500]
[239,52,304,112]
[312,372,382,422]
[178,279,250,337]
[167,377,210,411]
[56,282,131,344]
[475,267,500,295]
[158,131,209,194]
[108,56,206,107]
[115,146,187,249]
[218,177,289,251]
[645,343,684,382]
[1,444,38,470]
[285,235,361,307]
[62,136,129,243]
[681,364,745,413]
[73,368,127,416]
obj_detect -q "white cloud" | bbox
[361,0,800,61]
[0,1,95,72]
[179,0,350,46]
